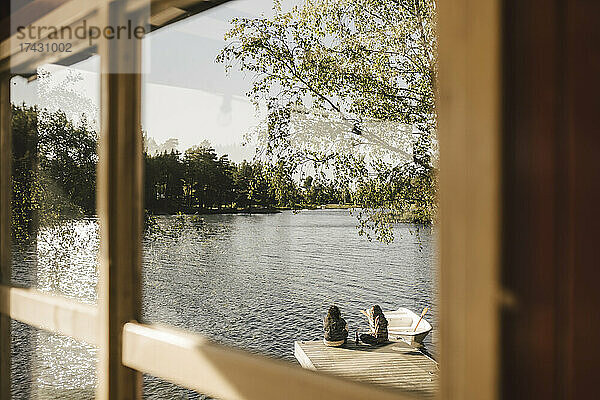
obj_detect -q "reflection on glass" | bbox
[10,58,100,396]
[9,0,439,396]
[11,59,100,302]
[35,220,99,304]
[11,320,96,399]
[141,0,438,396]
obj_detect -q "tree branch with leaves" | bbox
[218,0,438,242]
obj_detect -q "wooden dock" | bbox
[294,340,438,398]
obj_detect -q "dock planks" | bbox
[294,340,438,398]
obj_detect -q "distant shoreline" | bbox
[278,204,356,211]
[148,204,357,216]
[146,205,432,225]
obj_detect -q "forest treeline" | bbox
[11,105,357,239]
[145,148,351,214]
[12,104,433,241]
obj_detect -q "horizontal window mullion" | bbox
[122,322,414,400]
[0,284,97,345]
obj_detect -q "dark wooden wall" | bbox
[502,0,600,398]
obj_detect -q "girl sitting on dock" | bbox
[323,305,348,347]
[360,305,388,345]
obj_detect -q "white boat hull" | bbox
[390,330,431,346]
[381,307,432,346]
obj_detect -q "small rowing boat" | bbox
[362,307,432,346]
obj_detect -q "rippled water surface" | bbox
[11,210,437,398]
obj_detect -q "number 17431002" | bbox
[20,42,72,53]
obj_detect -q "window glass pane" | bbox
[10,55,100,396]
[141,0,438,397]
[10,56,100,306]
[11,319,96,399]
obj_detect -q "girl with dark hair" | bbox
[360,305,388,345]
[323,305,348,347]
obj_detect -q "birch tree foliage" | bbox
[218,0,438,242]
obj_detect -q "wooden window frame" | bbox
[0,0,502,399]
[437,1,501,399]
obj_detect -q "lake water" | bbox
[11,209,437,398]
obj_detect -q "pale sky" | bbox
[11,0,289,162]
